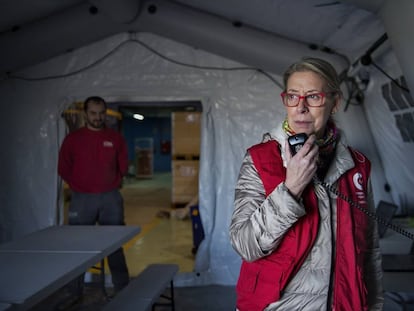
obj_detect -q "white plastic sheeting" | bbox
[362,52,414,213]
[0,32,398,286]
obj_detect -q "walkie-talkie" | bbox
[287,133,414,241]
[288,133,308,156]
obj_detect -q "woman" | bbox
[229,57,383,311]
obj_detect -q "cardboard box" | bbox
[172,112,201,156]
[172,160,199,204]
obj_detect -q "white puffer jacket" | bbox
[229,124,383,311]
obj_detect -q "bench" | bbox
[102,263,179,311]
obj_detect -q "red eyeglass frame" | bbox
[280,92,330,107]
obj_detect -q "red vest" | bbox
[236,140,371,311]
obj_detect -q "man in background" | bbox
[58,96,129,303]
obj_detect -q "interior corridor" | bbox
[120,172,196,276]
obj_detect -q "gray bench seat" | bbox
[102,263,179,311]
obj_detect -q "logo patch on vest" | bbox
[353,172,366,205]
[353,172,363,191]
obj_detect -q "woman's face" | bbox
[285,71,340,138]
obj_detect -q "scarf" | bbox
[282,118,339,179]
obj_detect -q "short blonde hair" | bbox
[283,57,342,97]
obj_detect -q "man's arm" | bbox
[57,137,72,183]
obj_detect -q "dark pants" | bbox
[68,190,129,294]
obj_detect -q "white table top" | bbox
[0,251,99,306]
[0,225,140,310]
[0,303,11,311]
[0,225,140,255]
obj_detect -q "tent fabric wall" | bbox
[342,0,414,213]
[0,32,394,285]
[362,52,414,213]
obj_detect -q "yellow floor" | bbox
[89,172,196,277]
[123,217,195,276]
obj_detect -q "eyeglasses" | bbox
[280,92,333,107]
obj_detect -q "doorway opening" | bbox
[113,100,203,276]
[60,99,203,276]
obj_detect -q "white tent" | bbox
[0,0,413,286]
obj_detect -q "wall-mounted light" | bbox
[133,113,144,120]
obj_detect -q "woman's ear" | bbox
[331,94,341,114]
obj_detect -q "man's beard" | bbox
[87,119,104,129]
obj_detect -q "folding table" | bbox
[0,225,140,310]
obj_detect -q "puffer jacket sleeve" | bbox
[229,151,307,262]
[364,180,384,310]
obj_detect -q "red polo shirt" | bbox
[58,127,128,193]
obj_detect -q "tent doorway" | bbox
[116,100,203,276]
[60,99,203,277]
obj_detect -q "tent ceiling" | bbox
[0,0,84,32]
[174,0,384,59]
[0,0,386,75]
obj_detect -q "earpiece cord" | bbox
[313,177,414,241]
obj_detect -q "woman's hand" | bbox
[284,134,318,199]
